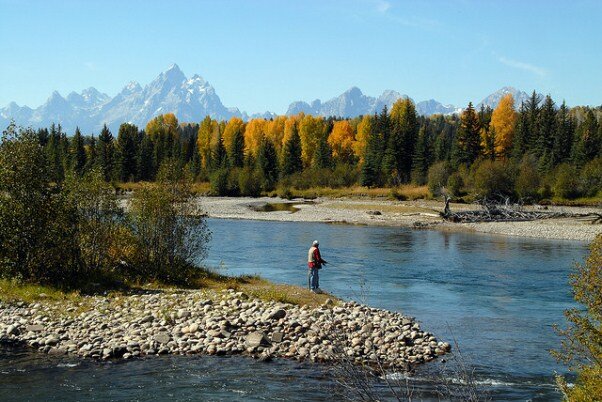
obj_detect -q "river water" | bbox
[0,218,588,401]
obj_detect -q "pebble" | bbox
[0,289,448,370]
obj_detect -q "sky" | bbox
[1,0,601,114]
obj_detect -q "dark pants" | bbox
[309,267,320,290]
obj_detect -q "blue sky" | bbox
[1,0,600,113]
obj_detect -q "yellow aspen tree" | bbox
[197,116,218,169]
[298,114,325,167]
[145,113,179,138]
[354,115,372,164]
[222,117,244,153]
[244,118,267,157]
[265,116,286,154]
[490,94,517,158]
[328,120,356,163]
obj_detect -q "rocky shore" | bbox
[0,288,449,369]
[198,196,601,242]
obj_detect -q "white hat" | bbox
[312,240,319,246]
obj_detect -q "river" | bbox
[0,218,588,401]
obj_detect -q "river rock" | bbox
[154,332,171,344]
[245,331,270,348]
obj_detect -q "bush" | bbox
[552,164,582,199]
[238,167,262,197]
[129,160,211,283]
[580,158,602,197]
[472,159,515,200]
[553,234,602,401]
[0,125,80,285]
[427,161,451,197]
[515,156,541,201]
[210,168,230,196]
[64,168,126,276]
[446,172,464,197]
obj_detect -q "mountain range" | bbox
[0,64,532,134]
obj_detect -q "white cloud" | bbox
[498,56,547,77]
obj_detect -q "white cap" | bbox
[312,240,319,246]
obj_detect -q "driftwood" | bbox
[440,196,602,224]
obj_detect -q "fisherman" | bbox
[307,240,328,293]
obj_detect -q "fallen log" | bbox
[440,198,602,224]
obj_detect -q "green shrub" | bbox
[427,161,451,197]
[472,159,515,200]
[515,156,541,201]
[210,168,230,196]
[446,172,464,197]
[129,159,211,283]
[580,158,602,197]
[552,164,582,199]
[238,167,262,197]
[64,168,125,276]
[0,124,80,285]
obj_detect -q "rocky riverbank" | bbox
[0,288,450,369]
[197,196,601,242]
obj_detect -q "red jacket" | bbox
[308,246,326,268]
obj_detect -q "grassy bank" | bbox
[0,268,336,309]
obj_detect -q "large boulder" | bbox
[245,331,271,348]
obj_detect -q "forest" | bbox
[20,92,602,203]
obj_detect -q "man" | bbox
[307,240,327,293]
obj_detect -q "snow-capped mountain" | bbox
[1,64,243,134]
[415,99,462,116]
[0,64,537,133]
[477,86,532,110]
[285,87,410,117]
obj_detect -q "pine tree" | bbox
[86,135,97,173]
[383,99,418,184]
[536,95,556,170]
[228,125,245,168]
[573,110,600,166]
[137,132,154,181]
[71,127,87,176]
[96,124,115,181]
[212,134,228,170]
[453,102,481,167]
[256,138,279,191]
[313,134,332,169]
[361,111,386,187]
[116,123,138,181]
[281,123,303,175]
[411,126,431,185]
[552,102,574,166]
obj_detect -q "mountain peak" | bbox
[159,63,186,83]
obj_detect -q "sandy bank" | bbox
[197,196,601,242]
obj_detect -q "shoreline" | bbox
[0,288,449,369]
[197,196,601,242]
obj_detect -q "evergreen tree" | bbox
[383,99,418,184]
[116,123,138,182]
[526,91,542,152]
[573,110,600,166]
[536,95,556,169]
[71,127,87,176]
[212,134,228,170]
[361,108,389,187]
[552,102,574,166]
[453,102,481,167]
[313,134,332,169]
[137,132,154,181]
[256,138,279,191]
[85,136,97,173]
[96,124,115,181]
[411,126,431,185]
[281,123,303,175]
[228,126,245,168]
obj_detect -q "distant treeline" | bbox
[14,92,602,201]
